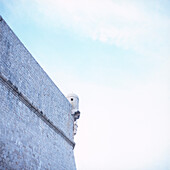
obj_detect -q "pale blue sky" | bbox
[1,0,170,169]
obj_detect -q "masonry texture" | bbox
[0,16,76,170]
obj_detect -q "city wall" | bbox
[0,16,76,170]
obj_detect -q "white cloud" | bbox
[34,0,170,56]
[3,0,170,56]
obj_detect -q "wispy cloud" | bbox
[33,0,170,56]
[2,0,170,58]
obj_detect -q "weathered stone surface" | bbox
[0,16,76,170]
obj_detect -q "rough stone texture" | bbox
[0,16,76,170]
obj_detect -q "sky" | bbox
[0,0,170,169]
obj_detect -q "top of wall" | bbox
[0,16,74,144]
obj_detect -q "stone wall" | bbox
[0,16,76,170]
